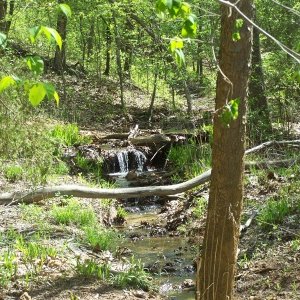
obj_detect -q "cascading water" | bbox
[117,151,129,173]
[132,149,147,172]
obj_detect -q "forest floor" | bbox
[1,73,300,300]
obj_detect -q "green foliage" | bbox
[258,198,292,230]
[0,250,17,288]
[3,164,23,182]
[75,257,151,291]
[232,19,244,42]
[192,197,207,218]
[114,257,151,291]
[26,56,44,76]
[51,199,97,227]
[220,98,240,127]
[82,226,119,252]
[116,207,128,219]
[59,3,72,18]
[19,203,45,223]
[168,141,211,179]
[29,25,62,50]
[50,123,91,147]
[76,259,111,280]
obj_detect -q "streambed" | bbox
[120,204,197,299]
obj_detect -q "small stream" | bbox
[123,207,196,299]
[107,147,197,299]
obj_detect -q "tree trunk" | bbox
[0,0,14,34]
[87,18,95,58]
[53,0,67,73]
[148,70,158,122]
[111,7,125,110]
[183,80,192,114]
[248,10,272,142]
[103,19,111,76]
[196,1,253,300]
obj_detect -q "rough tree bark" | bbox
[196,1,253,299]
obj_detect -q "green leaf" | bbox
[170,37,184,52]
[41,26,63,50]
[174,48,185,66]
[0,32,7,49]
[29,26,42,43]
[235,19,244,29]
[180,2,191,17]
[43,83,60,105]
[59,3,72,18]
[156,0,167,13]
[232,32,241,42]
[0,76,16,93]
[182,15,197,37]
[220,98,240,126]
[26,56,44,76]
[232,19,244,42]
[29,83,47,106]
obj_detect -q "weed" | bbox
[168,141,211,179]
[115,207,128,223]
[76,257,151,291]
[258,197,292,230]
[0,250,17,288]
[192,197,207,218]
[76,259,111,280]
[82,225,119,252]
[51,199,97,226]
[291,239,300,251]
[19,203,45,223]
[50,123,91,147]
[3,164,23,182]
[114,257,151,291]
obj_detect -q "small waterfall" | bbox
[117,151,129,173]
[133,149,147,172]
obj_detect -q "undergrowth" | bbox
[168,140,211,180]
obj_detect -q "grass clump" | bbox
[82,226,119,252]
[76,259,111,280]
[258,198,292,229]
[76,257,151,291]
[114,257,151,291]
[50,123,91,147]
[0,250,17,288]
[51,198,97,226]
[168,141,211,179]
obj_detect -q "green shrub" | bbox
[3,164,23,182]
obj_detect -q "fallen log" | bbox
[0,170,212,205]
[129,134,171,147]
[1,139,299,205]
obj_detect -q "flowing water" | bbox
[112,148,197,299]
[123,208,196,299]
